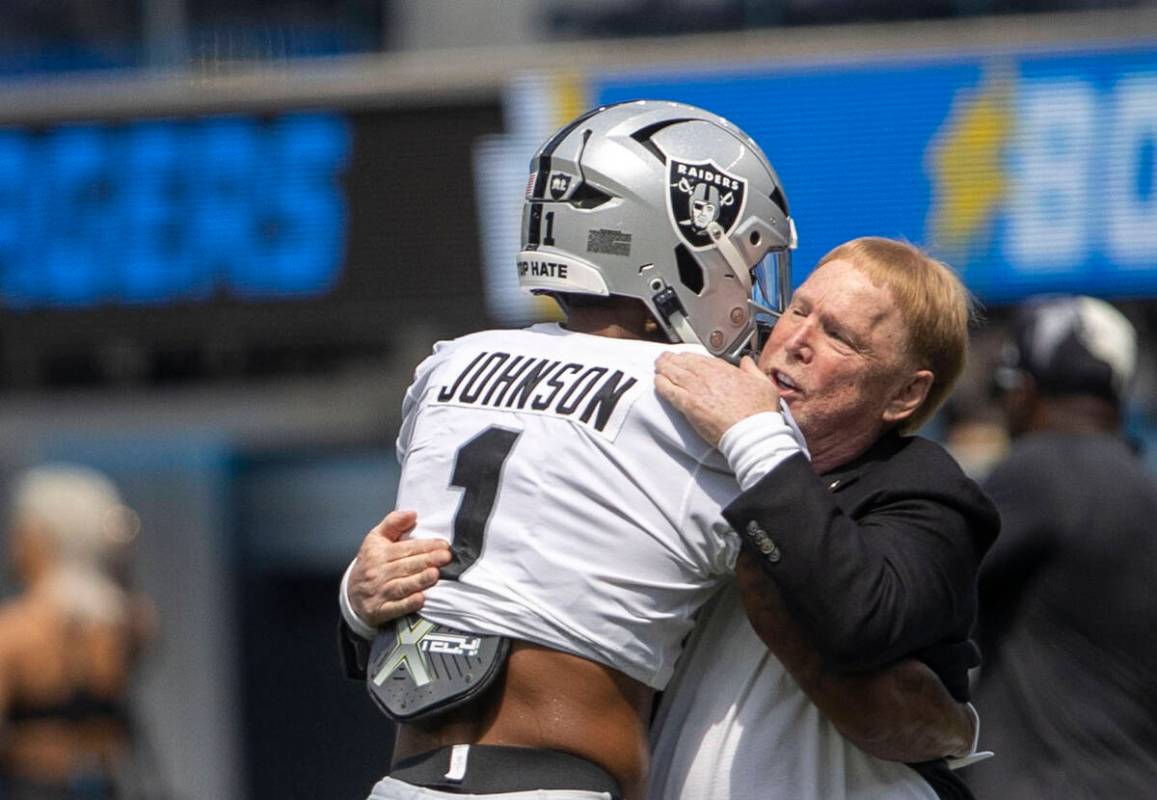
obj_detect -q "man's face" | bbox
[758,259,916,445]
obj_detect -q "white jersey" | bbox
[394,323,739,690]
[648,582,939,800]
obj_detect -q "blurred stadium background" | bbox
[2,1,1157,798]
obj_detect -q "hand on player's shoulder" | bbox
[655,353,779,446]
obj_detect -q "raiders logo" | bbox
[668,159,746,249]
[549,173,572,200]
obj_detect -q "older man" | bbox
[649,236,998,799]
[344,236,998,799]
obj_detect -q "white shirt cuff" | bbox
[339,558,379,640]
[717,403,810,490]
[946,703,995,769]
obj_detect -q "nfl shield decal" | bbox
[549,173,572,199]
[668,159,746,249]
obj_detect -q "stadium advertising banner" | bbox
[0,104,504,387]
[480,42,1157,322]
[0,113,352,308]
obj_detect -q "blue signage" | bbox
[0,112,351,309]
[593,44,1157,302]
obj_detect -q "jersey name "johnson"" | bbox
[433,350,638,434]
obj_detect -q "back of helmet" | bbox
[518,99,796,362]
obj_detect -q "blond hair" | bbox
[10,464,137,624]
[818,237,975,433]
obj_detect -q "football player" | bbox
[342,99,795,800]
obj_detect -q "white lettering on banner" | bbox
[1005,81,1095,269]
[1106,75,1157,266]
[1002,74,1157,272]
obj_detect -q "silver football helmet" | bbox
[518,99,797,361]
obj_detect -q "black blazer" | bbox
[724,430,1001,700]
[725,431,1000,800]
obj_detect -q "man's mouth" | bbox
[772,370,801,395]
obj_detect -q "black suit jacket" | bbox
[724,430,1001,799]
[726,429,999,691]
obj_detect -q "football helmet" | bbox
[518,99,796,361]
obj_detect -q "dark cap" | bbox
[997,295,1136,405]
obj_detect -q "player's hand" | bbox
[655,353,780,446]
[348,510,451,627]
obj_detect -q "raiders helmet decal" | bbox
[668,159,747,249]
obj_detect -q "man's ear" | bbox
[883,369,934,425]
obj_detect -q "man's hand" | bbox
[655,353,780,446]
[348,510,451,627]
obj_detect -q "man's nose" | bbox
[784,322,813,362]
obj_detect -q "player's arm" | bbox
[735,552,977,762]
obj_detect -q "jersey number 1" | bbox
[444,426,521,579]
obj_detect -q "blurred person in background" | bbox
[939,327,1014,483]
[967,295,1157,797]
[0,465,157,800]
